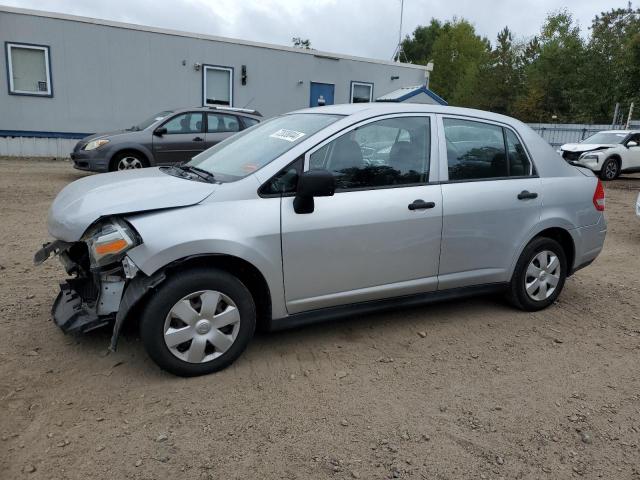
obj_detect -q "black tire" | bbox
[109,151,149,172]
[598,157,620,181]
[139,267,256,377]
[507,237,567,311]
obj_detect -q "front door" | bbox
[310,82,335,107]
[437,116,543,289]
[281,115,442,314]
[153,112,206,164]
[624,133,640,170]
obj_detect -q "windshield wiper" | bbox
[176,165,216,183]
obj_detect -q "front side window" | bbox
[207,113,240,133]
[189,113,341,182]
[309,116,430,190]
[203,65,233,106]
[6,43,52,96]
[162,113,204,134]
[350,82,373,103]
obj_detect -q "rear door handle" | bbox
[517,190,538,200]
[193,136,204,142]
[408,199,436,210]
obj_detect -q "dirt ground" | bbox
[1,157,639,480]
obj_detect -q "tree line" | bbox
[399,6,640,124]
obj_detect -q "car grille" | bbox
[562,151,581,162]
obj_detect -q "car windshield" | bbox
[132,110,173,131]
[581,132,627,144]
[189,113,342,181]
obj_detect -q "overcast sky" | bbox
[3,0,627,60]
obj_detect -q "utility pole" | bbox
[391,0,405,62]
[612,103,620,129]
[625,102,634,129]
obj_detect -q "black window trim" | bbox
[5,41,53,98]
[441,115,537,183]
[159,111,205,135]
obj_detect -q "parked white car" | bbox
[560,130,640,180]
[636,193,640,218]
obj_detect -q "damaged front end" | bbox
[34,217,163,350]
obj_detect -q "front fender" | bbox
[124,199,286,318]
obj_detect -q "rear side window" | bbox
[207,113,240,133]
[444,118,532,180]
[242,117,260,128]
[309,116,430,190]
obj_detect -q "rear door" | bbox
[152,112,206,164]
[280,114,442,314]
[437,116,542,289]
[205,113,241,149]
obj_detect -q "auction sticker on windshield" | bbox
[270,129,306,142]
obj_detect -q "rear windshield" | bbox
[189,113,342,181]
[581,132,627,144]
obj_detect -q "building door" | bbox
[310,82,335,107]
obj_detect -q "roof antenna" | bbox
[391,0,407,62]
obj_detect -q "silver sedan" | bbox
[37,103,607,376]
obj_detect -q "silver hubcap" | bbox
[117,156,143,170]
[163,290,240,363]
[604,161,617,179]
[525,250,561,301]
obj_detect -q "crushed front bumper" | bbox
[52,280,113,334]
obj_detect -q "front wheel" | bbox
[507,237,567,311]
[599,157,620,181]
[109,152,148,172]
[139,268,256,376]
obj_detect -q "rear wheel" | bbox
[139,268,256,376]
[599,157,620,181]
[507,237,567,311]
[109,152,148,172]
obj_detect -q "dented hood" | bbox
[560,143,616,153]
[47,168,215,241]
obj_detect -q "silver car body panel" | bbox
[47,167,215,241]
[44,103,606,330]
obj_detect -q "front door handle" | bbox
[408,199,436,210]
[193,136,204,142]
[517,190,538,200]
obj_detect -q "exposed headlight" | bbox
[83,139,110,151]
[580,154,600,161]
[82,218,140,268]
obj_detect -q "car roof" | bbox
[173,106,262,117]
[291,102,524,125]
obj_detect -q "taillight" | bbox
[593,179,605,211]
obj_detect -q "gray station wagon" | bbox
[37,103,607,377]
[70,106,262,172]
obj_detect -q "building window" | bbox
[5,42,52,97]
[203,65,233,107]
[350,81,373,103]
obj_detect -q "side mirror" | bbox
[154,127,167,137]
[627,140,638,148]
[293,169,335,214]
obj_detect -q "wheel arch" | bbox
[109,147,152,170]
[510,225,577,280]
[114,253,272,349]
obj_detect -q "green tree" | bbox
[399,19,442,63]
[514,10,586,122]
